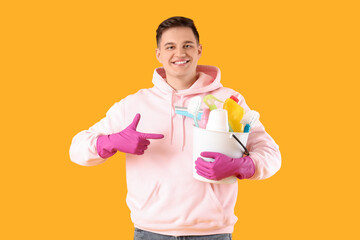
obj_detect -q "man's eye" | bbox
[166,46,174,50]
[185,45,192,48]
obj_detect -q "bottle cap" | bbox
[230,95,239,103]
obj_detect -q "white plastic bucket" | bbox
[193,126,249,184]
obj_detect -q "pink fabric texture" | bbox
[96,113,164,158]
[195,152,255,180]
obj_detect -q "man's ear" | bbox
[156,48,162,63]
[198,44,202,57]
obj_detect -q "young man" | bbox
[70,16,281,239]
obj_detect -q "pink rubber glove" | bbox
[195,152,255,180]
[96,113,164,158]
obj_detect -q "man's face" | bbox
[156,27,202,80]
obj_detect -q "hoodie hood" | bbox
[151,65,223,150]
[152,65,223,95]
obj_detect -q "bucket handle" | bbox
[232,134,250,156]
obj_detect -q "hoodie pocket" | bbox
[206,184,225,215]
[205,183,239,226]
[126,181,160,212]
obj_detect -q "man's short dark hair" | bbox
[156,16,200,47]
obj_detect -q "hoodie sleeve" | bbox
[234,92,281,180]
[69,100,125,166]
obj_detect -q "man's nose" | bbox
[175,47,186,56]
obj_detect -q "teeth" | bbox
[174,60,188,65]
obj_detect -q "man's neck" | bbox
[166,72,198,90]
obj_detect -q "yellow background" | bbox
[1,0,359,239]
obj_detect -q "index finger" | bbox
[200,151,219,159]
[140,133,164,140]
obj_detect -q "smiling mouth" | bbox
[172,60,190,65]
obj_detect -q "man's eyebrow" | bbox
[164,41,195,46]
[164,42,175,46]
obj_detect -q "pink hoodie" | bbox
[69,65,281,236]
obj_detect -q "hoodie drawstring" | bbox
[170,91,175,144]
[169,92,186,151]
[180,95,185,151]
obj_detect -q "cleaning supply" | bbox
[241,110,260,132]
[243,124,251,133]
[203,94,224,110]
[175,106,203,120]
[223,95,245,132]
[206,109,229,132]
[187,96,202,127]
[198,107,210,129]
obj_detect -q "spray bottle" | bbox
[223,95,245,132]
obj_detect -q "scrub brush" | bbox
[187,96,202,127]
[203,95,224,110]
[240,110,260,132]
